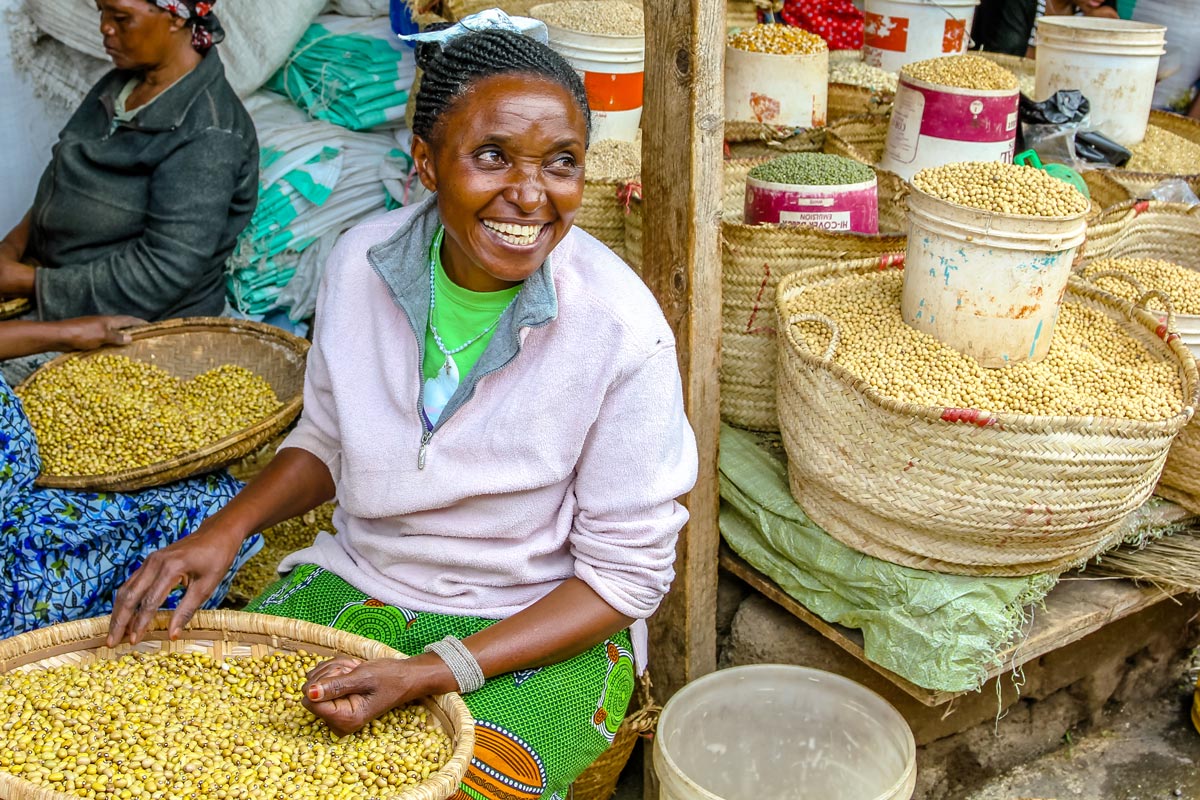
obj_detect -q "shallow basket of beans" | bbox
[14,317,310,492]
[774,260,1199,577]
[0,610,475,800]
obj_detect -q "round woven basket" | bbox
[726,0,759,30]
[16,317,309,492]
[0,610,475,800]
[827,83,892,124]
[1077,202,1200,514]
[722,216,906,431]
[0,296,32,321]
[1107,111,1200,196]
[775,264,1199,576]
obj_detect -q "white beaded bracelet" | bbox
[423,635,486,694]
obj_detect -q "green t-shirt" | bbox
[422,229,521,401]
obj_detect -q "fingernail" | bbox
[309,685,323,701]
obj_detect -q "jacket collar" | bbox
[366,194,559,340]
[99,48,226,132]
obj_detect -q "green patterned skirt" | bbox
[246,565,635,800]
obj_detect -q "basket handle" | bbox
[625,670,661,737]
[1082,269,1178,332]
[788,313,841,362]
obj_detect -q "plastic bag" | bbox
[1020,90,1089,126]
[1148,178,1200,206]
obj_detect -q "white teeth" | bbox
[483,220,543,245]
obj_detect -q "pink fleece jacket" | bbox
[278,199,698,663]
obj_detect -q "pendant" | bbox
[423,353,460,426]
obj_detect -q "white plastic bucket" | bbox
[879,74,1019,181]
[863,0,980,74]
[745,175,880,233]
[654,665,917,800]
[534,9,645,143]
[902,187,1088,367]
[726,46,829,128]
[1035,17,1166,147]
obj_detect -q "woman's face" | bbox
[412,73,588,293]
[97,0,187,71]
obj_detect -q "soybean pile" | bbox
[228,504,337,604]
[728,24,826,55]
[913,162,1091,217]
[18,355,282,476]
[749,153,874,186]
[901,54,1018,92]
[532,0,643,36]
[1082,257,1200,315]
[789,270,1183,420]
[0,651,454,800]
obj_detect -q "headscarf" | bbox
[150,0,225,53]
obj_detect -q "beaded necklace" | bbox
[426,226,519,382]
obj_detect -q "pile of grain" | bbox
[532,0,644,35]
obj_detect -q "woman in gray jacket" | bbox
[0,0,257,323]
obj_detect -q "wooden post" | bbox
[641,0,725,707]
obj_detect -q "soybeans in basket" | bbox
[790,270,1182,420]
[0,651,453,799]
[18,355,282,476]
[1082,257,1200,314]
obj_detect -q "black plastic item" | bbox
[1019,90,1089,125]
[1074,130,1132,168]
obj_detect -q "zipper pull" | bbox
[418,429,433,470]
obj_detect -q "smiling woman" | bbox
[106,17,698,800]
[0,0,256,337]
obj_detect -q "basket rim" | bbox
[776,264,1200,436]
[0,610,476,800]
[16,317,310,490]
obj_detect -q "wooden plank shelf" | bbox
[719,544,1185,707]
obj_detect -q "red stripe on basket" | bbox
[745,263,776,335]
[940,407,996,426]
[878,253,905,270]
[1134,200,1150,215]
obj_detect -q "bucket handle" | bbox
[919,0,977,49]
[788,313,841,362]
[1081,268,1178,332]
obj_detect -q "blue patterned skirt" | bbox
[0,375,261,639]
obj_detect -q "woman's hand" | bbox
[0,258,35,297]
[107,520,248,646]
[302,654,455,737]
[61,315,146,351]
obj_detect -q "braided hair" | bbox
[413,29,591,145]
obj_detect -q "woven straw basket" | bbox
[0,297,32,321]
[726,0,759,30]
[722,217,906,431]
[16,317,309,493]
[775,265,1198,576]
[827,83,892,124]
[0,611,475,800]
[1077,202,1200,513]
[578,178,637,262]
[1107,111,1200,197]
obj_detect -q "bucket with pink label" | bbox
[880,54,1020,182]
[744,153,879,234]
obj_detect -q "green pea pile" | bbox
[18,355,283,476]
[748,153,875,186]
[0,651,454,800]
